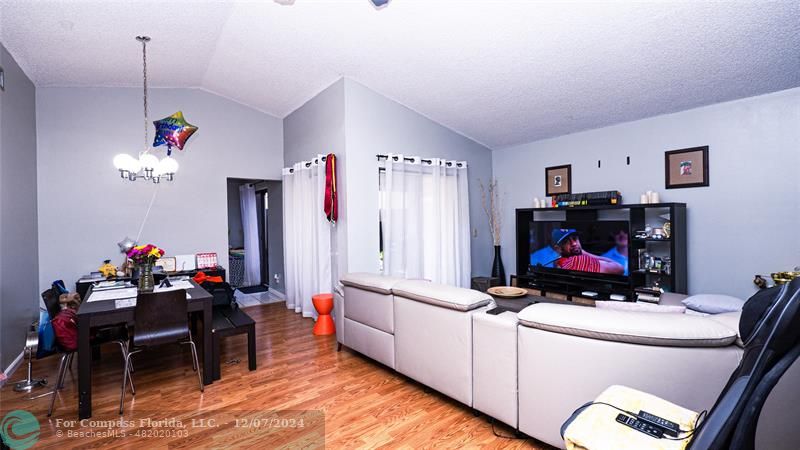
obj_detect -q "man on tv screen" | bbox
[551,229,625,275]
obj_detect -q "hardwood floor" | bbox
[0,303,554,449]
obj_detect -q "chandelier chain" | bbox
[141,36,149,152]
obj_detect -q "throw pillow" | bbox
[682,294,744,314]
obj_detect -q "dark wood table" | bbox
[76,280,213,419]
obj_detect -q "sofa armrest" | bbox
[333,287,344,345]
[517,303,737,347]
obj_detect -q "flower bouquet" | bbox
[127,244,165,292]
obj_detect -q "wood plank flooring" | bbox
[0,303,555,449]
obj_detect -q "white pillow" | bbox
[682,294,744,314]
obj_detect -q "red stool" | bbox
[312,293,336,336]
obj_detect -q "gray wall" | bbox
[1,43,39,371]
[264,180,284,294]
[227,179,245,248]
[343,79,494,277]
[283,79,347,280]
[36,87,283,290]
[493,87,800,297]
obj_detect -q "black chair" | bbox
[562,278,800,449]
[202,281,256,380]
[119,290,203,414]
[39,287,134,416]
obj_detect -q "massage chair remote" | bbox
[638,410,680,437]
[615,413,664,439]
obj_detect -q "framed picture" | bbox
[155,256,176,273]
[545,164,572,197]
[665,146,709,189]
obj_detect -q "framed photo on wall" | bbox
[545,164,572,197]
[665,146,709,189]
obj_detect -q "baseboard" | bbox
[0,350,26,387]
[270,289,286,300]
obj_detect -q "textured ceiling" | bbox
[1,1,798,149]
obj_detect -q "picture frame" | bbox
[155,256,177,273]
[665,146,709,189]
[545,164,572,197]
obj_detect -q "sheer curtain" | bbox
[282,156,333,318]
[239,184,261,287]
[380,154,471,287]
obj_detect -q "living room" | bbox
[1,1,799,449]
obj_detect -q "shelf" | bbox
[632,238,671,242]
[632,270,671,276]
[528,202,686,212]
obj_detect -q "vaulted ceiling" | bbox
[1,1,798,149]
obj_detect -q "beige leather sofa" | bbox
[336,274,799,449]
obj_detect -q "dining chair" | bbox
[39,288,134,417]
[119,289,203,414]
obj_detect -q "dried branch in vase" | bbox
[479,178,503,246]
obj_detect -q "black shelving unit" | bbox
[515,203,687,301]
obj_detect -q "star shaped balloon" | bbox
[117,236,137,254]
[153,111,198,155]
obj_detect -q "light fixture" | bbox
[114,36,178,183]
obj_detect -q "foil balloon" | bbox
[152,111,198,155]
[117,236,137,254]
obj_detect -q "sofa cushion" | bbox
[707,311,744,348]
[340,272,404,295]
[682,294,745,314]
[392,280,491,311]
[596,301,686,314]
[517,303,738,347]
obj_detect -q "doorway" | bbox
[226,178,284,302]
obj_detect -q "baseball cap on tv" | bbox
[551,228,578,245]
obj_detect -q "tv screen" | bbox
[528,220,630,278]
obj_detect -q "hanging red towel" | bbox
[324,153,338,223]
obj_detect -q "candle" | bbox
[640,194,648,204]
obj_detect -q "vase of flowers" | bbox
[127,244,165,293]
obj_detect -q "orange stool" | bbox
[312,293,336,336]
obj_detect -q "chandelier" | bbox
[113,36,178,183]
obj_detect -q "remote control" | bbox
[638,410,680,437]
[615,413,664,439]
[486,307,505,315]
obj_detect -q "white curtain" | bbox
[380,154,471,287]
[239,184,261,287]
[282,156,333,318]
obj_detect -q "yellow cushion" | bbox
[564,385,699,450]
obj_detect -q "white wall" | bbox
[36,87,283,290]
[493,88,800,297]
[343,79,495,276]
[283,79,348,279]
[1,43,39,370]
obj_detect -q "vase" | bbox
[138,263,155,293]
[491,245,506,285]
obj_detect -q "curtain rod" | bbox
[375,154,464,168]
[287,155,328,173]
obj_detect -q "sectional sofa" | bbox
[334,273,799,450]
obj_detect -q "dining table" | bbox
[76,279,213,419]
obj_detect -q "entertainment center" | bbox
[514,203,686,304]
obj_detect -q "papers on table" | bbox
[115,298,136,308]
[86,287,137,302]
[87,281,194,305]
[155,280,194,291]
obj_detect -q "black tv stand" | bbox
[515,202,687,302]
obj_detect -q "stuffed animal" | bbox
[99,259,118,278]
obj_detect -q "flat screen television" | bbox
[527,220,630,281]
